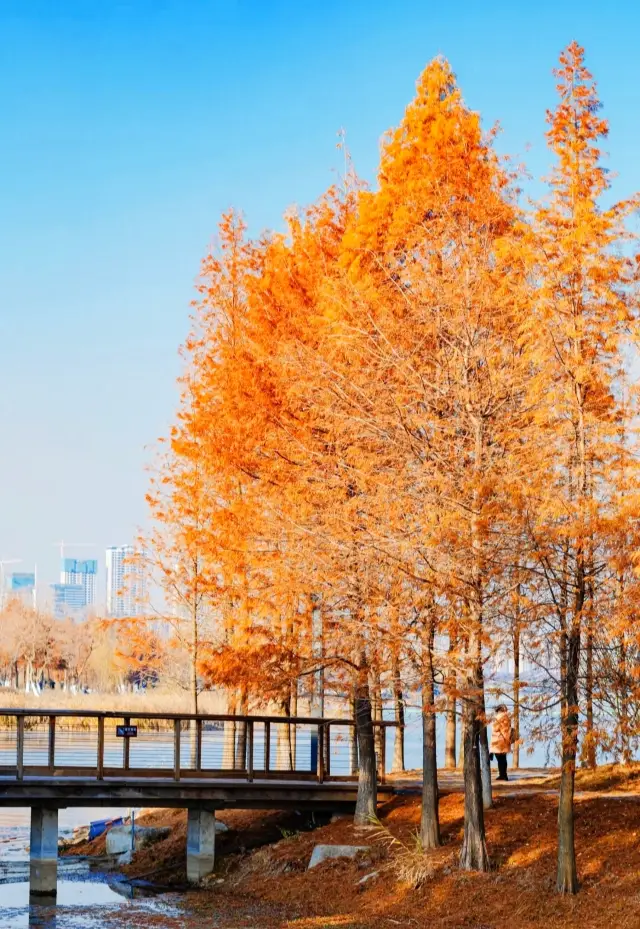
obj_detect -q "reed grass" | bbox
[0,688,227,729]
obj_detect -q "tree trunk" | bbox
[457,639,468,771]
[189,625,199,767]
[391,651,405,772]
[557,398,586,893]
[619,635,632,764]
[557,622,580,893]
[371,672,383,771]
[457,715,465,769]
[459,637,489,871]
[354,676,377,826]
[191,611,199,716]
[349,690,359,775]
[512,617,521,770]
[479,687,493,810]
[223,690,237,769]
[421,620,441,848]
[557,751,578,893]
[287,681,298,770]
[235,685,249,769]
[445,638,457,769]
[445,698,456,769]
[584,623,595,768]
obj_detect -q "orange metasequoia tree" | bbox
[324,57,531,865]
[525,42,639,893]
[235,186,390,821]
[145,42,640,889]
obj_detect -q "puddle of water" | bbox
[0,809,188,928]
[1,879,127,906]
[0,880,187,928]
[0,880,128,928]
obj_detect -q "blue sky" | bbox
[1,0,638,602]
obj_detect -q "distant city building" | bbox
[106,545,145,617]
[7,572,36,608]
[9,572,36,592]
[50,559,97,618]
[51,583,86,617]
[61,559,97,608]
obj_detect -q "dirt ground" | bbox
[543,761,640,792]
[64,769,640,928]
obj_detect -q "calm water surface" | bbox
[0,807,198,928]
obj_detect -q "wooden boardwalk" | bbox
[0,773,384,812]
[0,707,394,808]
[0,707,395,894]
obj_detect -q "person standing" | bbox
[490,704,513,781]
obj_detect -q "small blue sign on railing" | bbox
[116,725,138,738]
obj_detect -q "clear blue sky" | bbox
[1,0,638,602]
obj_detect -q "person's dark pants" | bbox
[495,753,508,780]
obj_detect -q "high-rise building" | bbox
[6,572,36,609]
[51,583,86,617]
[61,559,97,607]
[106,545,145,617]
[50,559,97,618]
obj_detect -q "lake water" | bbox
[0,806,189,928]
[0,704,553,778]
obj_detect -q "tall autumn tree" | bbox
[143,408,214,715]
[144,210,260,732]
[148,41,640,888]
[324,57,531,865]
[527,42,639,893]
[237,187,388,822]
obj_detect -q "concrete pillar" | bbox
[30,807,58,898]
[186,809,215,883]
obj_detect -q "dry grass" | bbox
[0,688,227,727]
[372,821,435,888]
[228,846,291,885]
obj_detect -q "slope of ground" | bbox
[66,780,640,928]
[541,762,640,793]
[207,791,640,928]
[62,806,322,884]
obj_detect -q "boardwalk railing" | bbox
[0,710,395,785]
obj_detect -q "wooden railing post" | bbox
[247,720,254,782]
[123,717,131,771]
[97,717,105,780]
[325,724,331,778]
[17,716,24,781]
[317,723,324,784]
[174,719,181,781]
[264,721,270,775]
[196,718,203,772]
[48,716,56,773]
[324,723,331,778]
[379,723,386,785]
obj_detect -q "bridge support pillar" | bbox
[29,807,58,898]
[187,809,216,883]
